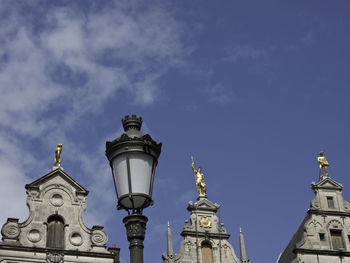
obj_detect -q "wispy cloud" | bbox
[0,1,187,227]
[224,45,266,62]
[205,83,234,104]
[300,31,315,46]
[184,104,199,112]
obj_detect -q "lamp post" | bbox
[105,115,162,263]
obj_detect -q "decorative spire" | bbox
[239,227,248,263]
[167,221,174,262]
[318,151,330,180]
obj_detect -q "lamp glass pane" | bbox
[112,154,129,198]
[129,152,154,196]
[120,196,146,209]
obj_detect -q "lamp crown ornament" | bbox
[122,115,143,131]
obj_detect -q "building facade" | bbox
[278,172,350,262]
[162,195,251,263]
[3,147,350,263]
[0,166,119,263]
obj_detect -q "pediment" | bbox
[25,168,88,195]
[187,198,220,212]
[312,177,343,191]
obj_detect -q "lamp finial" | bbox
[122,115,142,131]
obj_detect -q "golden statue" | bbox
[318,151,329,178]
[54,144,63,167]
[191,156,207,198]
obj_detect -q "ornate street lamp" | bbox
[105,115,162,263]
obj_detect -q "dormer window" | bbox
[46,215,65,249]
[327,196,335,209]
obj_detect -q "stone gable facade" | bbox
[162,197,251,263]
[278,176,350,263]
[0,167,119,263]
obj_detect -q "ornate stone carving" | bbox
[310,199,320,209]
[222,244,229,257]
[308,219,322,228]
[46,252,64,263]
[185,241,193,253]
[91,226,108,246]
[328,219,343,228]
[27,189,39,198]
[27,229,41,243]
[1,218,20,240]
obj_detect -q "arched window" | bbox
[201,241,213,263]
[46,215,65,249]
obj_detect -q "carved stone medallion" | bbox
[50,194,64,207]
[70,232,83,246]
[27,229,41,243]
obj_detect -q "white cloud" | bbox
[0,132,39,225]
[0,1,185,134]
[0,1,187,227]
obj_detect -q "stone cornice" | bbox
[0,244,115,259]
[294,248,350,257]
[180,230,230,239]
[308,209,350,217]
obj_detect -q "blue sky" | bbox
[0,1,350,262]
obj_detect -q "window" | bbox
[319,233,325,241]
[327,197,335,209]
[46,215,65,249]
[330,230,344,250]
[201,242,213,263]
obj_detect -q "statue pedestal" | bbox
[52,166,64,171]
[197,194,207,201]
